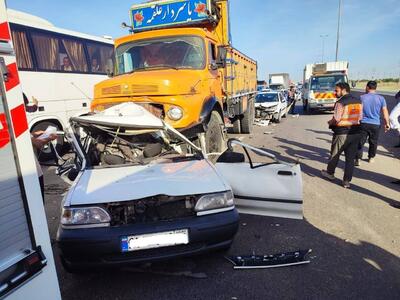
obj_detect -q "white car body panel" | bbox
[65,160,229,206]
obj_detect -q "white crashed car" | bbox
[56,103,303,272]
[255,91,288,123]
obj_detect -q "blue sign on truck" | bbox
[130,0,212,32]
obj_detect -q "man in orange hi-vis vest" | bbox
[321,82,363,189]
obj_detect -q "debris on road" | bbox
[255,119,270,127]
[291,114,300,118]
[226,249,312,269]
[264,131,274,135]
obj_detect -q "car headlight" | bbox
[61,207,111,228]
[195,191,234,212]
[167,106,183,121]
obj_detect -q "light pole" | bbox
[320,34,328,63]
[335,0,342,61]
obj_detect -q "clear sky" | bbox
[6,0,400,82]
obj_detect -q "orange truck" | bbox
[91,0,257,153]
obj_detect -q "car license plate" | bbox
[121,229,189,252]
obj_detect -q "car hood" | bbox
[66,159,229,206]
[255,102,279,108]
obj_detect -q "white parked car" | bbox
[56,103,303,272]
[255,91,288,122]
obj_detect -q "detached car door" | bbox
[215,140,302,220]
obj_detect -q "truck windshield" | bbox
[116,36,205,75]
[310,75,346,91]
[256,93,279,103]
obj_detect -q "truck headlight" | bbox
[61,207,111,228]
[195,191,234,212]
[167,106,183,121]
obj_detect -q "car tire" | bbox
[31,121,63,163]
[205,111,225,154]
[240,99,255,134]
[274,111,282,123]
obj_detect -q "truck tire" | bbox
[31,121,63,162]
[231,118,241,134]
[205,111,225,154]
[240,98,255,134]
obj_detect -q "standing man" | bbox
[390,90,400,149]
[356,81,390,165]
[321,82,363,188]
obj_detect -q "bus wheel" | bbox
[31,121,63,163]
[205,111,225,154]
[241,99,254,134]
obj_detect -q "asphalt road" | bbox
[43,92,400,300]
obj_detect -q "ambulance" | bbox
[0,0,60,298]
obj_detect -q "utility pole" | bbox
[320,34,328,63]
[335,0,342,61]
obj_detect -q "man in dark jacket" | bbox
[321,82,363,188]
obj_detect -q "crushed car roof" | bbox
[71,103,164,129]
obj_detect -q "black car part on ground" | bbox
[226,249,312,269]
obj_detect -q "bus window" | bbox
[60,38,88,72]
[31,32,88,72]
[31,32,60,71]
[86,43,114,74]
[10,29,34,70]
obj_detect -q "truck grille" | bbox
[107,195,197,226]
[102,85,121,95]
[132,84,159,93]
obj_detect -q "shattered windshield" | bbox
[311,75,346,91]
[71,122,201,169]
[116,36,205,75]
[256,93,279,103]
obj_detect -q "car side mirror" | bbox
[216,46,227,68]
[106,58,114,77]
[351,81,356,88]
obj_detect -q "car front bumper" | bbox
[57,209,239,267]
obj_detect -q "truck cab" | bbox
[91,0,257,153]
[302,61,349,113]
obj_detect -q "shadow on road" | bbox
[54,215,400,300]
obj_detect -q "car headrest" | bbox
[216,150,245,163]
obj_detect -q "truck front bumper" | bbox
[308,100,336,110]
[57,209,239,268]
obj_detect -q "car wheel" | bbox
[31,121,64,163]
[240,98,255,134]
[205,111,225,154]
[275,111,282,123]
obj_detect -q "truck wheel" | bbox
[31,121,63,163]
[240,99,255,134]
[231,118,241,134]
[205,111,225,154]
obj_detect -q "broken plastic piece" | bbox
[226,249,312,269]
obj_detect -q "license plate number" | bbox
[121,229,189,252]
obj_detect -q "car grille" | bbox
[107,195,197,226]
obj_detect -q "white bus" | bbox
[8,9,114,161]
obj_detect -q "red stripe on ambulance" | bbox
[0,21,11,41]
[0,113,10,148]
[11,104,28,138]
[5,63,20,91]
